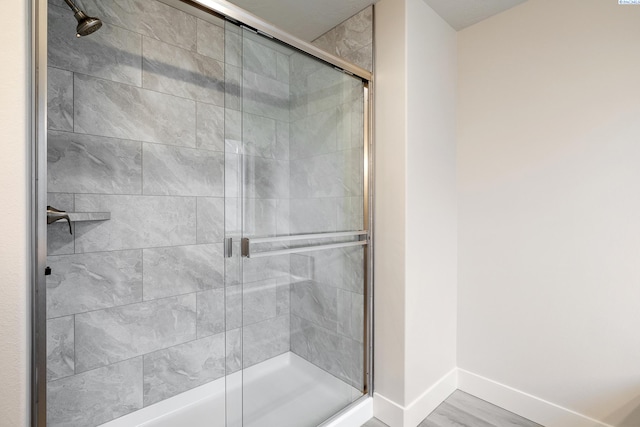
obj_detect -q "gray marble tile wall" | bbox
[46,0,367,422]
[289,247,365,389]
[235,30,293,372]
[45,2,291,425]
[287,47,366,390]
[311,6,373,73]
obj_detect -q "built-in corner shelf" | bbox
[67,212,111,222]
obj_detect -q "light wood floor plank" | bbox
[361,390,543,427]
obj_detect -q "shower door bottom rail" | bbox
[241,231,369,258]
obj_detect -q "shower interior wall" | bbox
[45,0,366,425]
[311,6,373,73]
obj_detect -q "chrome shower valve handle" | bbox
[47,206,73,234]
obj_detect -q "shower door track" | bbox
[30,0,375,425]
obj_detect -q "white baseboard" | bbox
[457,369,613,427]
[373,368,612,427]
[373,391,405,427]
[373,368,458,427]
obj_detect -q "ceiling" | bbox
[423,0,528,30]
[226,0,528,41]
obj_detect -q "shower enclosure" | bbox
[34,0,372,426]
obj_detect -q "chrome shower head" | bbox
[63,0,102,37]
[74,10,103,37]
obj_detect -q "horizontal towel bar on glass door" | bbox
[241,231,369,258]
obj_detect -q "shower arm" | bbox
[63,0,82,15]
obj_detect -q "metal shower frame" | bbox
[30,0,375,425]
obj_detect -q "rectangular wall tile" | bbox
[243,316,289,368]
[290,53,324,97]
[290,149,363,198]
[276,199,290,235]
[243,37,278,80]
[242,253,290,284]
[304,67,352,118]
[311,6,373,72]
[276,277,291,316]
[225,153,241,198]
[338,7,373,54]
[46,316,74,381]
[291,280,337,331]
[48,5,143,86]
[82,0,197,51]
[243,279,277,326]
[143,244,224,300]
[290,246,364,294]
[337,289,364,343]
[290,109,337,160]
[337,99,365,151]
[226,328,242,374]
[244,198,277,237]
[276,120,290,160]
[197,288,225,338]
[244,156,289,199]
[142,143,224,197]
[225,64,241,111]
[197,18,225,62]
[225,198,241,238]
[225,108,242,153]
[143,334,225,406]
[48,130,142,195]
[74,195,196,252]
[276,52,290,84]
[47,193,74,256]
[225,285,242,331]
[319,246,365,294]
[337,197,364,231]
[196,197,224,244]
[75,294,196,372]
[47,67,73,131]
[244,113,277,159]
[47,358,143,427]
[74,73,196,147]
[224,28,241,67]
[142,36,224,105]
[289,198,337,234]
[243,70,289,122]
[344,44,373,75]
[47,250,143,318]
[291,315,362,389]
[196,102,224,151]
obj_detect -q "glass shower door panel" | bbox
[240,28,367,427]
[225,19,244,427]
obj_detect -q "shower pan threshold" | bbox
[99,352,372,427]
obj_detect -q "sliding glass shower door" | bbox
[237,28,368,427]
[42,1,368,426]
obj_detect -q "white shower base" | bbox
[100,352,371,427]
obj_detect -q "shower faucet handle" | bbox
[47,206,73,235]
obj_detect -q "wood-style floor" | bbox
[361,390,543,427]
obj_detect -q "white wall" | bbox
[405,0,457,406]
[374,0,457,425]
[0,0,31,426]
[373,0,408,410]
[457,1,640,426]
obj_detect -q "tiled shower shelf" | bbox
[66,212,111,222]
